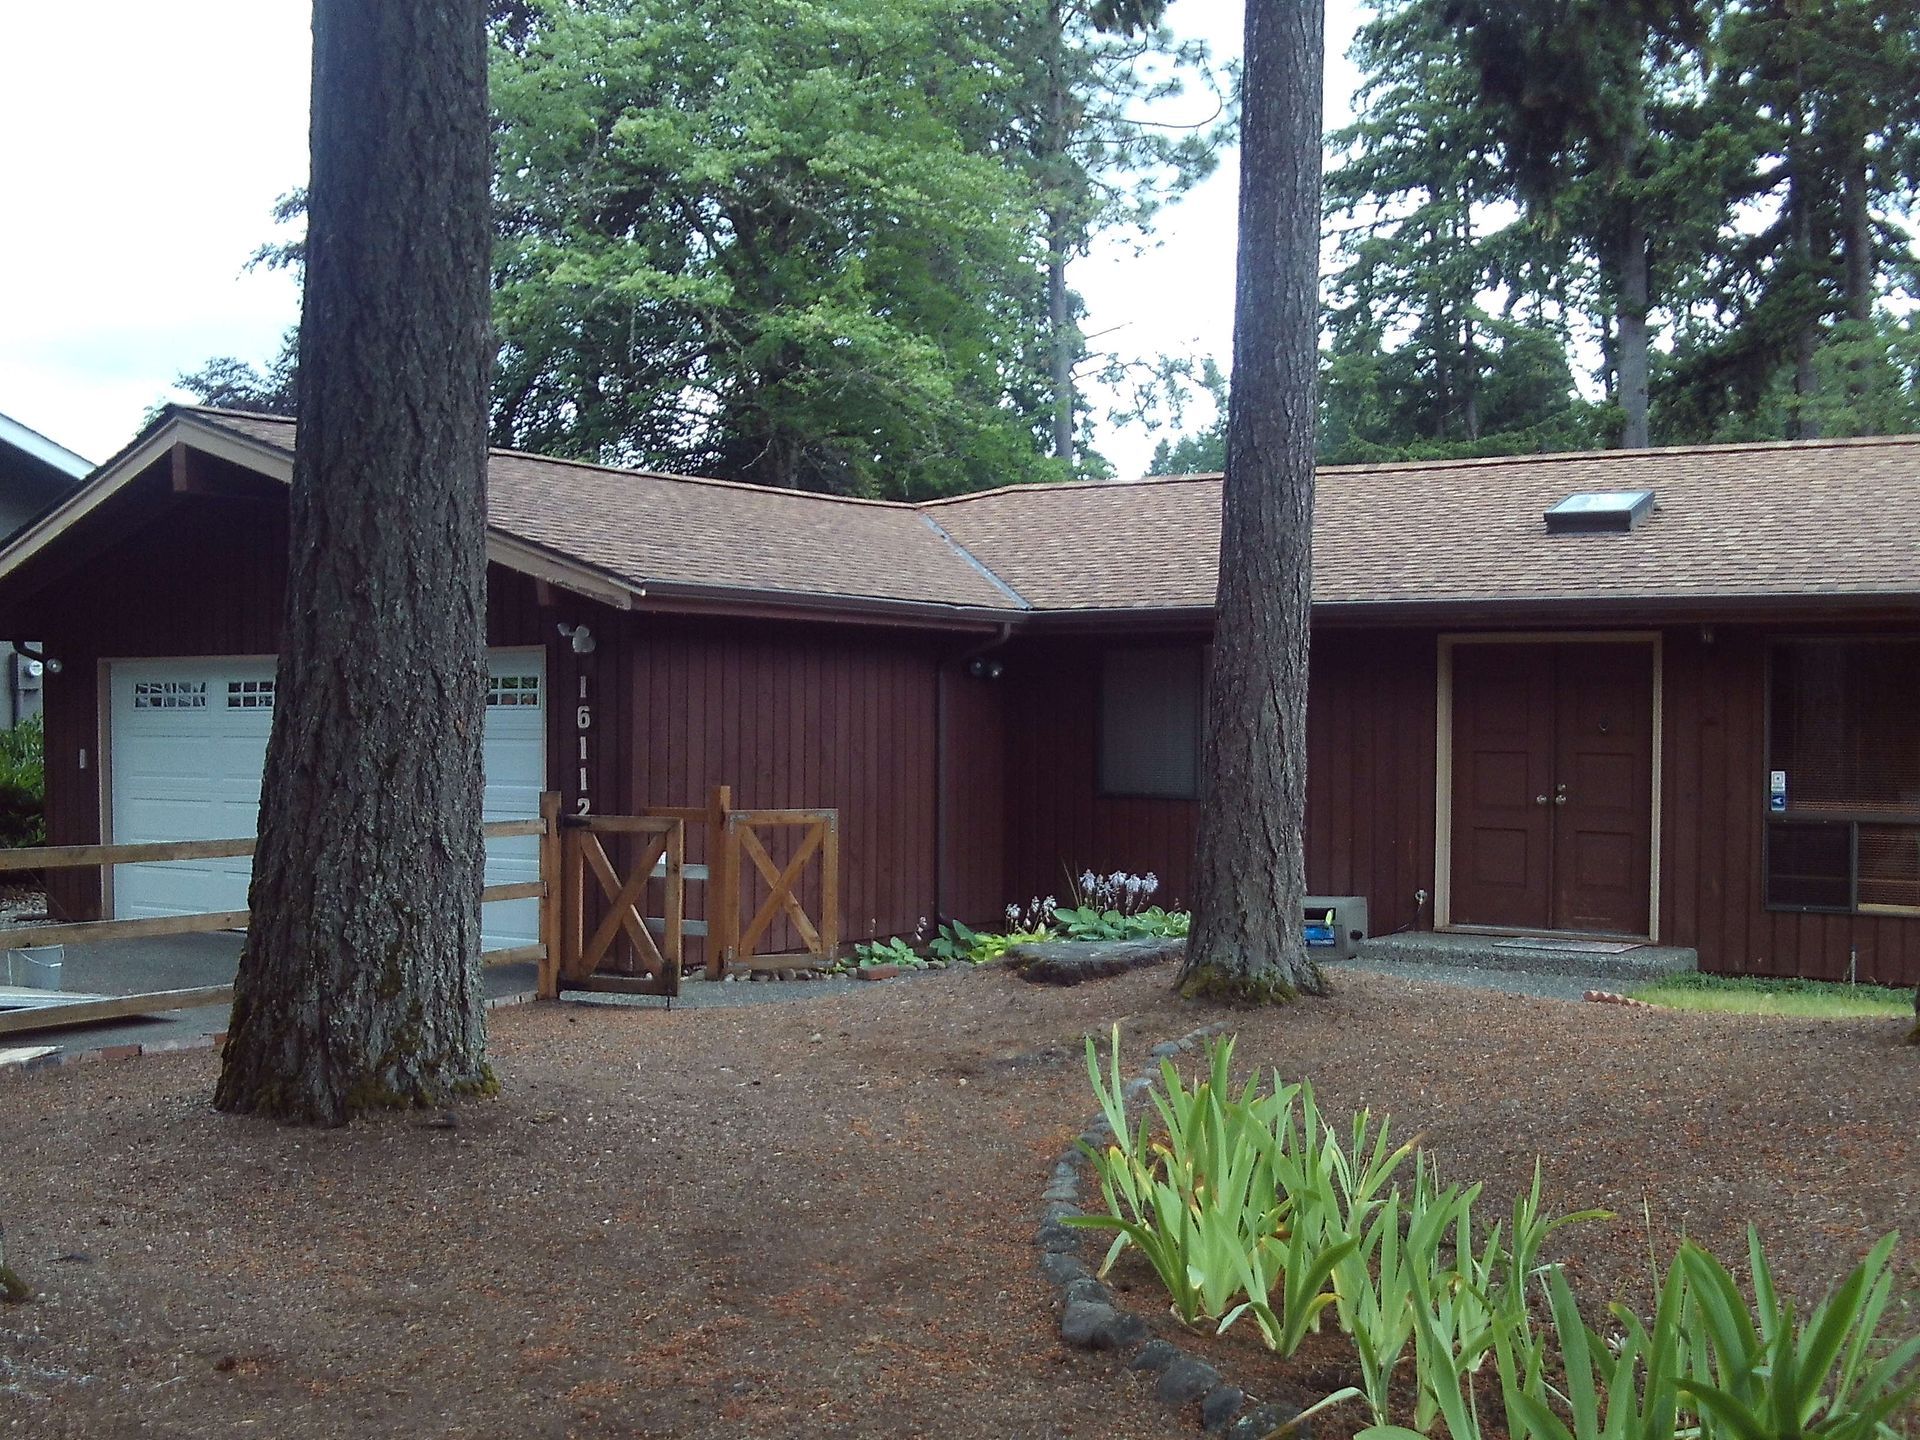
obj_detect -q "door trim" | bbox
[1434,631,1663,940]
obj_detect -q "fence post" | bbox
[706,784,736,979]
[537,790,561,1000]
[819,812,840,964]
[663,818,685,992]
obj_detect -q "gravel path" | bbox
[1,964,1913,1439]
[1323,956,1627,1002]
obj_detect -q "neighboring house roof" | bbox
[4,404,1919,627]
[0,411,91,484]
[0,410,92,536]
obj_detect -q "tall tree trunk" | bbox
[1049,218,1075,463]
[215,0,495,1125]
[1458,195,1479,442]
[1841,148,1873,325]
[1788,75,1822,441]
[1179,0,1325,1003]
[1617,208,1651,448]
[1045,1,1076,465]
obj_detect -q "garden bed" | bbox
[0,965,1913,1438]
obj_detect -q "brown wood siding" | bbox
[937,663,1006,926]
[544,612,944,954]
[19,480,1920,983]
[1000,632,1438,931]
[1001,638,1202,908]
[1004,625,1920,984]
[1658,625,1920,984]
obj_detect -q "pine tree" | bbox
[1441,0,1722,448]
[1660,0,1920,439]
[215,0,495,1125]
[1322,0,1599,462]
[1009,1,1226,469]
[1178,0,1327,1004]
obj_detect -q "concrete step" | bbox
[1355,931,1697,983]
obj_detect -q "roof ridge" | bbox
[919,471,1223,506]
[187,407,929,512]
[916,512,1032,610]
[486,444,925,510]
[1316,432,1920,478]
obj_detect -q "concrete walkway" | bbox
[1326,928,1698,1002]
[1,932,541,1060]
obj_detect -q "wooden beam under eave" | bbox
[170,446,288,501]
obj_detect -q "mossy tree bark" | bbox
[1179,0,1327,1004]
[214,0,495,1125]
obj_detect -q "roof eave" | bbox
[623,576,1022,633]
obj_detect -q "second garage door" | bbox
[108,650,546,952]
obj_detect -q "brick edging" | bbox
[0,989,540,1082]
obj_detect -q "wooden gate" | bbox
[552,814,685,998]
[718,808,840,975]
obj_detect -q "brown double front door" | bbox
[1449,640,1656,936]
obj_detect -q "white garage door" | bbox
[109,650,546,952]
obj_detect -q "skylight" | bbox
[1544,489,1655,534]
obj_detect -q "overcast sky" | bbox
[0,2,1365,478]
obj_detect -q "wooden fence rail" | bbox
[0,803,562,1036]
[1,786,847,1034]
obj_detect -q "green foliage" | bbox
[925,919,981,965]
[1677,1228,1920,1440]
[1499,1229,1920,1440]
[0,714,46,849]
[489,0,1071,498]
[1322,0,1604,462]
[847,937,928,971]
[1629,972,1913,1020]
[1051,905,1187,941]
[1068,1030,1422,1354]
[1072,1029,1918,1439]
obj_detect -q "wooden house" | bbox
[1,407,1916,982]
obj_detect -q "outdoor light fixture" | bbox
[555,623,596,655]
[966,657,1004,680]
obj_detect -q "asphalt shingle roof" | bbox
[194,409,1920,617]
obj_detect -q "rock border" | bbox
[1037,1019,1310,1439]
[1007,935,1186,986]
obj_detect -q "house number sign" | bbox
[575,673,593,815]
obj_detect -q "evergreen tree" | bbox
[1441,0,1722,447]
[1005,1,1226,467]
[1659,0,1920,439]
[1322,0,1600,462]
[215,0,495,1124]
[1179,0,1327,1004]
[488,0,1060,498]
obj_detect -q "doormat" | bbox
[1492,937,1640,955]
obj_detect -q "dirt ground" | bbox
[1,964,1915,1440]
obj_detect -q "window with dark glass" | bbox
[1766,640,1920,913]
[1098,647,1203,799]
